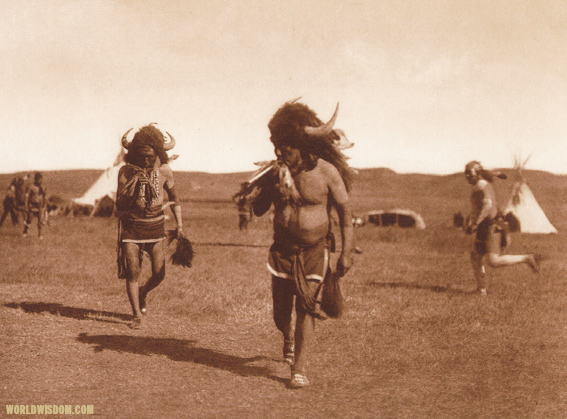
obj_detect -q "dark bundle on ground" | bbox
[166,230,195,268]
[321,271,345,318]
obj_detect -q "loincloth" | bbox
[119,214,166,243]
[117,214,165,279]
[268,240,329,283]
[268,226,331,317]
[268,222,331,280]
[28,203,43,214]
[474,218,501,255]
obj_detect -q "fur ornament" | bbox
[277,164,302,205]
[166,230,195,268]
[321,271,345,318]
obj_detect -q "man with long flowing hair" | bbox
[253,100,355,388]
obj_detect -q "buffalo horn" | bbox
[121,128,134,150]
[286,96,302,105]
[304,103,339,136]
[163,131,176,151]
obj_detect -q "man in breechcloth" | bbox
[464,161,539,296]
[23,172,47,239]
[116,124,184,329]
[252,100,355,388]
[0,177,23,227]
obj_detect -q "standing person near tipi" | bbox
[464,161,539,296]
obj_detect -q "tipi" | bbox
[503,157,557,234]
[73,149,125,216]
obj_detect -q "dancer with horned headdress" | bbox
[116,124,184,329]
[251,99,356,388]
[464,161,539,296]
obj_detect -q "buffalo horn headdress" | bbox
[302,103,354,150]
[304,103,339,136]
[121,123,176,151]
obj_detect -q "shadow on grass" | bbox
[76,333,287,384]
[368,282,477,294]
[4,302,131,324]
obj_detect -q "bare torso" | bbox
[27,184,46,209]
[470,179,498,223]
[273,160,342,244]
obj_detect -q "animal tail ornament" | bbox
[232,159,302,206]
[166,230,195,268]
[277,163,302,205]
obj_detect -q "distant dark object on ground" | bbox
[47,195,93,217]
[366,209,426,229]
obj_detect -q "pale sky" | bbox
[1,0,566,175]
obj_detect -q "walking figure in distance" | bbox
[23,172,47,239]
[464,161,538,295]
[0,177,24,227]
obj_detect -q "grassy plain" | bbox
[0,168,566,418]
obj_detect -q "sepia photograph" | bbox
[1,1,566,417]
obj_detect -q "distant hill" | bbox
[1,167,564,230]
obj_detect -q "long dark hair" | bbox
[268,102,354,191]
[124,125,169,165]
[465,161,507,183]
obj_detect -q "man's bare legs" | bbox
[272,277,316,388]
[485,253,538,271]
[293,309,315,375]
[471,250,539,295]
[273,278,320,389]
[272,277,295,363]
[470,250,487,294]
[138,240,166,315]
[123,242,144,327]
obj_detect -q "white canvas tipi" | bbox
[73,150,125,216]
[503,158,557,234]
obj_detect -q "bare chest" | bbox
[293,169,329,205]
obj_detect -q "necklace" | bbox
[150,170,160,206]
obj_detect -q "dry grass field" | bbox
[1,167,566,418]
